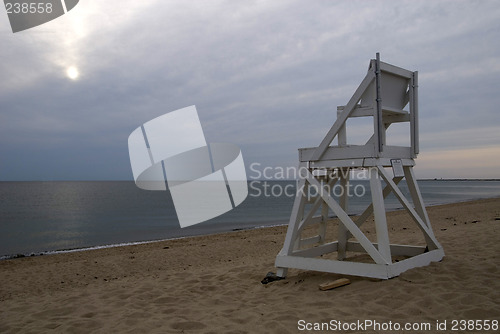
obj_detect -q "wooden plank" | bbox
[309,159,365,168]
[319,200,329,244]
[387,249,445,278]
[291,241,338,258]
[293,177,310,251]
[337,107,347,146]
[362,158,414,167]
[347,106,408,118]
[277,164,309,278]
[375,53,383,154]
[346,242,426,257]
[381,106,408,115]
[279,164,308,256]
[369,167,392,263]
[299,235,322,247]
[300,145,411,162]
[383,114,410,124]
[276,248,443,280]
[310,71,376,161]
[409,73,416,157]
[338,169,349,260]
[300,145,375,162]
[413,71,419,155]
[380,61,413,79]
[319,278,351,291]
[404,166,438,242]
[338,124,347,147]
[275,255,390,279]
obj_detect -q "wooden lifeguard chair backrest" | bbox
[360,61,411,112]
[309,53,418,162]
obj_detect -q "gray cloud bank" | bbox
[1,0,499,180]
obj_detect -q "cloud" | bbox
[1,0,499,180]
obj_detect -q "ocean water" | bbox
[1,180,499,258]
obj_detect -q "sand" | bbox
[1,198,499,333]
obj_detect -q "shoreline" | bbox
[0,220,290,261]
[0,222,287,261]
[2,195,499,261]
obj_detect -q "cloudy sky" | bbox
[1,0,499,181]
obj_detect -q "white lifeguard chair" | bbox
[275,53,444,279]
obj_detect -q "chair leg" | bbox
[370,167,392,264]
[276,267,288,278]
[337,170,349,260]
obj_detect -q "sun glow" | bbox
[66,66,79,80]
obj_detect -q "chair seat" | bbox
[299,145,413,162]
[340,105,408,118]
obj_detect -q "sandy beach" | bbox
[1,197,499,333]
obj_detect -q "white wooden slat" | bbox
[383,114,410,124]
[308,157,414,169]
[374,53,383,155]
[301,145,375,162]
[404,166,439,242]
[301,145,412,161]
[337,107,347,147]
[309,159,365,168]
[338,124,347,147]
[362,158,415,167]
[387,249,444,277]
[338,169,349,260]
[345,105,408,118]
[381,106,408,115]
[277,248,444,280]
[409,74,416,158]
[413,71,419,155]
[275,255,390,279]
[319,201,329,244]
[369,167,392,263]
[278,164,308,257]
[379,61,413,79]
[291,241,338,258]
[298,235,322,247]
[346,242,426,257]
